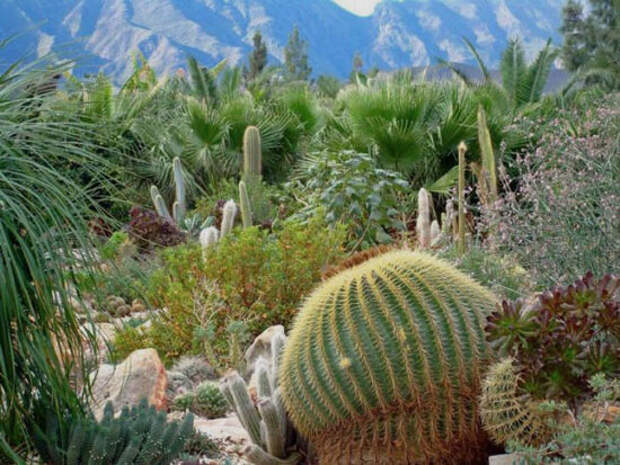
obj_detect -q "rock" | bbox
[166,370,194,400]
[244,325,285,377]
[90,348,167,419]
[489,454,520,465]
[194,415,249,444]
[131,299,146,313]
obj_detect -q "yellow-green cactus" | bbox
[279,250,497,465]
[480,358,552,447]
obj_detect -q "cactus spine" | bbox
[457,141,467,255]
[239,180,253,229]
[416,187,431,249]
[220,332,301,465]
[279,250,497,465]
[220,200,237,237]
[430,219,441,245]
[480,358,552,447]
[243,126,262,179]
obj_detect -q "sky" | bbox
[332,0,382,16]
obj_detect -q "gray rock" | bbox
[489,454,520,465]
[244,325,285,377]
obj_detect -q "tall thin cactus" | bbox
[150,157,187,227]
[279,250,497,464]
[150,185,172,223]
[243,126,262,180]
[416,187,431,249]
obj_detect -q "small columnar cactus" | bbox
[480,358,552,447]
[150,157,187,227]
[220,332,301,465]
[239,180,253,229]
[173,156,186,225]
[416,187,431,249]
[279,250,497,465]
[220,200,237,237]
[243,126,262,179]
[199,226,219,248]
[457,141,467,254]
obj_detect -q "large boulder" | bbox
[244,325,285,377]
[90,348,167,419]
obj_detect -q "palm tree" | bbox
[0,55,108,459]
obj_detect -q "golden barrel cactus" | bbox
[279,250,498,464]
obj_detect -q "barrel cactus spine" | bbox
[279,250,498,464]
[480,358,552,447]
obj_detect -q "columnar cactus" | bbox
[480,358,552,447]
[239,180,253,229]
[477,106,497,206]
[416,187,431,249]
[199,226,219,248]
[220,199,237,237]
[172,156,186,225]
[220,332,302,465]
[243,126,262,179]
[279,250,497,465]
[150,156,186,227]
[430,219,441,245]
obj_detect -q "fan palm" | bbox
[0,56,108,459]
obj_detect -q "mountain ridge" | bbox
[0,0,565,83]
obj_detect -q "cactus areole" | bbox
[279,250,497,464]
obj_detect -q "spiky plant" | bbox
[476,105,497,206]
[239,180,253,229]
[221,332,302,465]
[279,250,497,465]
[220,200,237,237]
[416,187,431,249]
[243,126,262,180]
[457,141,467,255]
[199,226,219,249]
[150,157,186,227]
[480,359,552,447]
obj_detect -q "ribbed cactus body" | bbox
[480,359,551,447]
[243,126,262,179]
[279,250,497,464]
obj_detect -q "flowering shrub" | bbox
[482,100,619,288]
[486,272,619,408]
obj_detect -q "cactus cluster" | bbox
[172,382,229,419]
[416,187,441,249]
[151,157,186,226]
[479,358,552,447]
[33,399,193,465]
[220,332,301,465]
[279,250,497,464]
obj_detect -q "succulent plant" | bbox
[279,249,497,464]
[477,105,497,207]
[243,126,262,180]
[457,141,467,254]
[150,157,187,227]
[194,382,229,418]
[220,200,237,237]
[220,332,301,465]
[479,358,552,447]
[199,226,219,249]
[485,272,619,407]
[416,187,431,249]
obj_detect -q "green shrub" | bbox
[287,150,408,249]
[114,215,345,364]
[101,231,133,260]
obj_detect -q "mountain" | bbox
[0,0,566,83]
